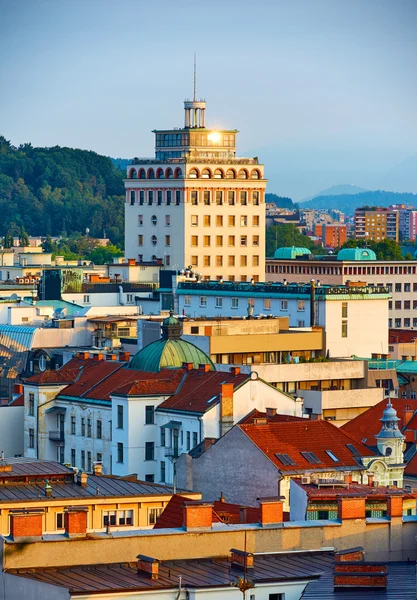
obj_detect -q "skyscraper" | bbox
[124,86,266,281]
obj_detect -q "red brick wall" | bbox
[335,564,387,573]
[387,496,403,517]
[335,549,364,562]
[334,574,387,587]
[184,504,213,529]
[137,559,159,580]
[260,501,283,524]
[64,510,87,534]
[337,497,365,520]
[10,513,43,538]
[231,551,254,569]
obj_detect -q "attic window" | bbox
[326,450,339,462]
[275,453,296,466]
[346,443,360,456]
[300,451,321,464]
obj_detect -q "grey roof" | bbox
[301,561,416,599]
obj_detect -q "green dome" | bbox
[129,311,215,372]
[337,248,376,261]
[273,246,311,259]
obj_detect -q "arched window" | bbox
[226,169,236,179]
[151,255,157,261]
[139,169,146,179]
[251,169,261,179]
[165,168,173,179]
[151,235,157,246]
[174,167,183,179]
[201,168,211,179]
[385,447,392,456]
[189,168,199,179]
[214,169,224,179]
[151,215,157,226]
[148,168,155,179]
[128,168,137,179]
[238,169,248,179]
[156,168,164,179]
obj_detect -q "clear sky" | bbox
[1,0,416,199]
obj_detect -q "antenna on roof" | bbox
[193,52,197,102]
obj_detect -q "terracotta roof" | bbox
[293,479,415,500]
[153,494,260,529]
[341,399,417,444]
[113,369,185,396]
[238,419,375,471]
[239,408,306,425]
[157,370,248,414]
[389,328,417,343]
[25,367,81,385]
[404,452,417,477]
[8,393,24,406]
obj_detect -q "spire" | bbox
[376,400,403,440]
[193,52,197,102]
[184,56,206,129]
[161,310,182,340]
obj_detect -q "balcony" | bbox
[49,431,65,445]
[165,446,183,460]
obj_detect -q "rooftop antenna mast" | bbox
[193,52,197,102]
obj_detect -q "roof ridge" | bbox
[79,362,125,398]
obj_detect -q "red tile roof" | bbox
[153,494,261,529]
[239,409,306,425]
[404,453,417,477]
[389,329,417,344]
[8,393,23,406]
[157,371,248,413]
[341,399,417,444]
[113,369,185,397]
[238,419,375,472]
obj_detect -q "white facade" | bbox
[0,404,24,457]
[111,376,302,485]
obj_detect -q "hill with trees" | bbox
[301,190,417,214]
[265,193,296,209]
[0,136,125,247]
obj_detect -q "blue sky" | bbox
[1,0,416,198]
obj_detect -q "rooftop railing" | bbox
[177,281,390,296]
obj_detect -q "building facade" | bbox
[124,93,267,281]
[354,206,399,242]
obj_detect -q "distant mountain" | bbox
[380,155,417,194]
[265,193,295,209]
[301,190,417,215]
[301,184,368,202]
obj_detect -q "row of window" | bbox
[184,297,306,311]
[37,507,163,531]
[189,255,260,268]
[389,318,417,328]
[191,214,260,227]
[267,263,417,277]
[128,167,261,180]
[128,167,183,179]
[191,235,260,247]
[129,190,181,206]
[138,214,171,227]
[190,190,260,206]
[389,300,417,310]
[70,448,102,472]
[70,416,103,438]
[138,235,171,247]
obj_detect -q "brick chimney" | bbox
[93,353,104,361]
[230,548,254,570]
[14,383,23,394]
[367,472,375,486]
[64,506,88,537]
[266,407,277,418]
[258,497,284,525]
[183,501,213,530]
[220,382,234,437]
[387,495,403,518]
[119,351,131,362]
[334,547,387,589]
[106,353,117,361]
[182,361,194,371]
[199,363,210,373]
[78,471,88,487]
[78,351,90,360]
[93,462,103,476]
[403,407,415,427]
[337,497,365,520]
[137,554,159,580]
[335,547,365,562]
[343,471,353,485]
[9,509,44,541]
[229,366,240,376]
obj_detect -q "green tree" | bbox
[86,244,124,264]
[41,234,57,253]
[2,231,14,248]
[18,227,29,247]
[266,224,318,257]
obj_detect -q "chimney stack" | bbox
[64,506,88,538]
[266,407,277,418]
[93,462,103,476]
[183,501,213,530]
[220,382,234,437]
[137,555,159,580]
[9,509,44,542]
[118,351,131,362]
[199,363,210,373]
[78,471,88,487]
[230,548,254,570]
[258,497,284,525]
[182,361,194,371]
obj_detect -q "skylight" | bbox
[275,453,297,466]
[346,443,360,456]
[206,395,218,404]
[300,451,321,464]
[326,450,339,462]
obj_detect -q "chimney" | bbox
[78,471,88,487]
[182,361,194,371]
[229,366,240,376]
[137,554,159,580]
[128,258,136,266]
[64,506,88,537]
[367,472,375,486]
[310,279,316,327]
[239,507,248,523]
[266,407,277,418]
[93,353,104,361]
[404,407,414,427]
[230,548,254,570]
[344,472,352,485]
[78,351,90,360]
[220,382,234,437]
[335,547,365,563]
[334,547,387,589]
[387,495,403,518]
[45,480,52,497]
[258,497,284,525]
[9,509,44,541]
[14,383,23,394]
[93,462,103,476]
[199,363,210,373]
[219,492,225,503]
[337,497,365,520]
[183,501,213,530]
[119,351,131,362]
[106,353,117,361]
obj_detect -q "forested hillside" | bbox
[0,137,125,246]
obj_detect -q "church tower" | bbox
[124,63,266,282]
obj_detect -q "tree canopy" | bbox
[266,224,323,257]
[340,237,405,260]
[0,136,125,247]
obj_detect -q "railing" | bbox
[177,281,390,296]
[129,156,259,166]
[165,446,182,459]
[49,430,64,442]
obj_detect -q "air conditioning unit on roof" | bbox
[301,474,311,485]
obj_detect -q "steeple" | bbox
[375,400,405,463]
[184,54,206,129]
[161,310,182,340]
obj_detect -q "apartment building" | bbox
[354,206,399,242]
[266,246,417,329]
[124,91,266,282]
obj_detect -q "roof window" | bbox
[300,451,321,464]
[326,450,339,462]
[275,453,297,466]
[346,443,360,456]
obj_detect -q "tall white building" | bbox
[124,89,267,282]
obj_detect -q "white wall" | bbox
[289,479,308,521]
[0,405,24,457]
